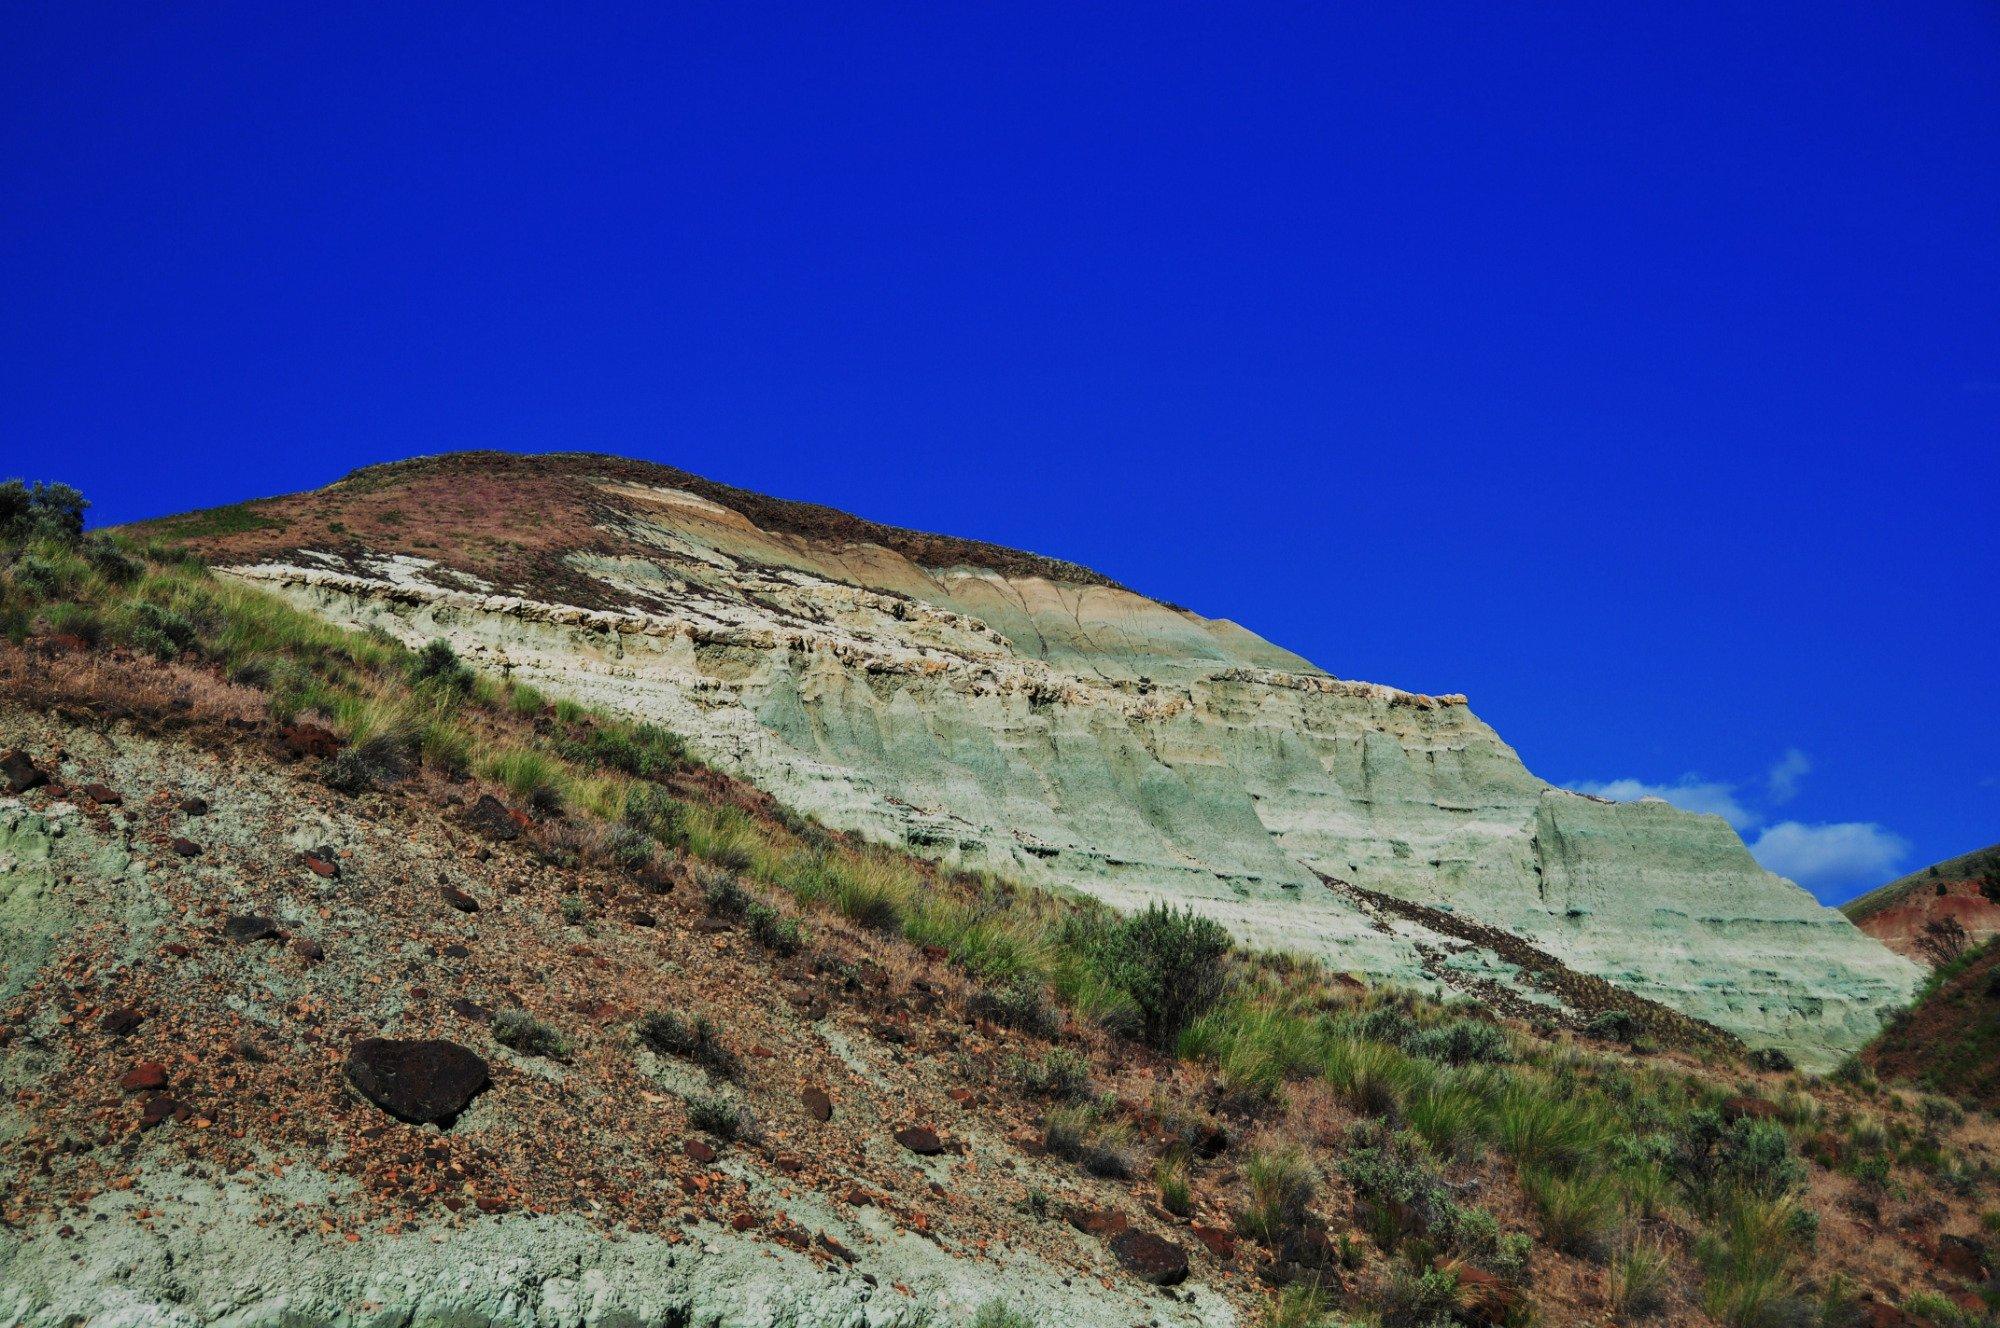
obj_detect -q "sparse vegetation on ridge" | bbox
[3,478,1997,1328]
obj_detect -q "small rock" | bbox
[223,915,282,943]
[1720,1095,1780,1122]
[441,943,472,960]
[628,911,657,928]
[139,1096,182,1129]
[277,723,342,761]
[170,838,202,858]
[1066,1205,1130,1237]
[179,796,209,816]
[119,1062,168,1093]
[439,885,481,914]
[801,1086,833,1122]
[302,853,339,879]
[947,1087,975,1105]
[730,1212,757,1232]
[464,795,522,842]
[99,1008,144,1036]
[448,998,493,1024]
[683,1139,717,1163]
[474,1195,510,1214]
[161,941,191,957]
[81,784,122,805]
[1190,1225,1237,1260]
[0,750,47,794]
[344,1038,489,1127]
[817,1233,858,1263]
[894,1125,944,1155]
[1108,1230,1189,1286]
[293,937,326,964]
[843,1185,873,1206]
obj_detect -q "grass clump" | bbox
[1043,1104,1134,1179]
[1154,1151,1194,1217]
[493,1008,570,1061]
[1608,1239,1672,1319]
[1239,1145,1317,1246]
[636,1011,740,1079]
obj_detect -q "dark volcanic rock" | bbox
[277,723,342,761]
[1108,1229,1189,1286]
[293,937,326,963]
[223,915,282,943]
[464,795,522,842]
[439,885,481,913]
[139,1096,182,1129]
[801,1085,833,1122]
[302,853,339,879]
[119,1062,168,1093]
[683,1139,717,1163]
[1065,1205,1130,1237]
[99,1008,144,1036]
[1,749,48,794]
[179,796,209,816]
[81,783,122,805]
[448,997,493,1024]
[345,1038,489,1126]
[170,838,203,858]
[894,1125,943,1155]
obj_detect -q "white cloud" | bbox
[1765,749,1811,804]
[1568,776,1755,830]
[1748,821,1909,894]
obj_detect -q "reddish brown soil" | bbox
[124,451,1128,600]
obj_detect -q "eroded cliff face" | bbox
[174,453,1915,1066]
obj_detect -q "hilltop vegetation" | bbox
[3,481,1998,1327]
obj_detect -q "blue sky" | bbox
[4,5,1995,902]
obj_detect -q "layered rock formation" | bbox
[153,451,1918,1066]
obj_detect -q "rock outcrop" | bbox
[148,451,1916,1066]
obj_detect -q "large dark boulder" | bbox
[1,749,47,794]
[464,794,523,842]
[345,1038,489,1127]
[1108,1229,1189,1286]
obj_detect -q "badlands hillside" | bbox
[140,451,1915,1069]
[0,467,1992,1328]
[1846,846,2000,966]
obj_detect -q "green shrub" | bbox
[969,1301,1037,1328]
[1406,1018,1512,1066]
[1585,1010,1641,1044]
[560,720,687,779]
[686,1092,756,1141]
[1068,903,1231,1049]
[968,978,1061,1038]
[124,600,199,658]
[1378,1266,1461,1328]
[1012,1049,1091,1101]
[559,894,587,925]
[493,1009,570,1060]
[80,537,141,585]
[1672,1110,1805,1208]
[0,480,87,542]
[636,1011,739,1079]
[411,638,474,692]
[507,682,546,715]
[702,869,750,917]
[746,902,804,955]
